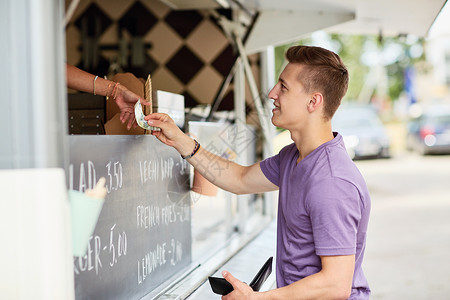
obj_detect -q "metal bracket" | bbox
[208,9,273,155]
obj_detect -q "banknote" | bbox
[134,99,160,131]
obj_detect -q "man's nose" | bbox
[268,85,278,99]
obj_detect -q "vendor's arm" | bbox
[145,113,278,195]
[66,63,146,129]
[223,255,355,300]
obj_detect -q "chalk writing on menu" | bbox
[69,136,191,300]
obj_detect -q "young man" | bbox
[145,45,371,299]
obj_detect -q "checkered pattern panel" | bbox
[65,0,260,110]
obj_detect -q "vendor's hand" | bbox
[222,271,256,300]
[115,85,150,130]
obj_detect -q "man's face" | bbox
[268,63,310,130]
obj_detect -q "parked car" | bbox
[332,104,391,159]
[406,105,450,155]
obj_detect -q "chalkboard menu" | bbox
[68,135,192,300]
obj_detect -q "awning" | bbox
[160,0,446,53]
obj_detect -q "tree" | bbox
[274,32,428,106]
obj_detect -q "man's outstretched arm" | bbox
[145,113,278,195]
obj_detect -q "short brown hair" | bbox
[285,45,349,119]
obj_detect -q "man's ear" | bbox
[306,93,324,113]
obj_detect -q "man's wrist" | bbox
[181,139,200,159]
[176,136,198,159]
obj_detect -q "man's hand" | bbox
[222,271,256,300]
[144,113,196,159]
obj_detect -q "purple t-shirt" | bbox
[260,133,370,299]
